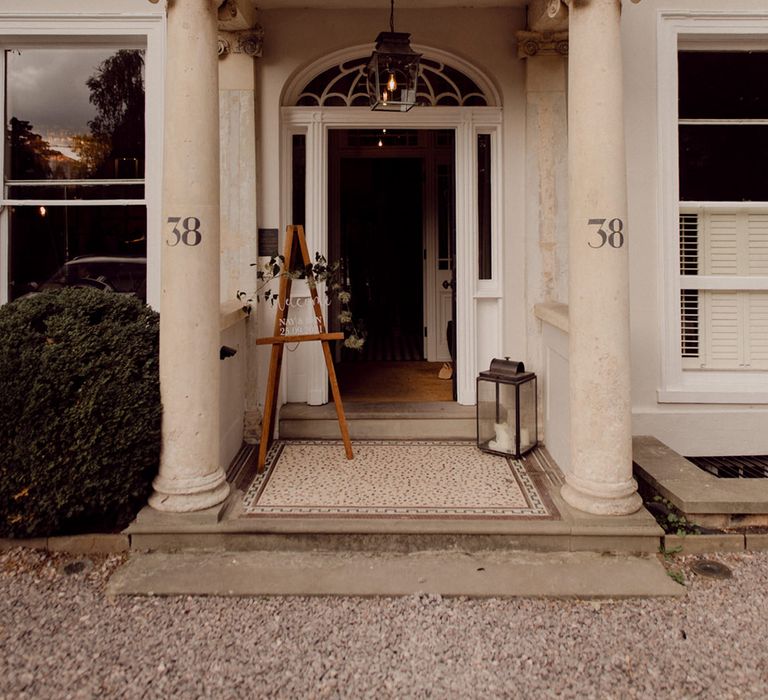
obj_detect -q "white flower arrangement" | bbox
[237,252,366,351]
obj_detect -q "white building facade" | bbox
[1,0,766,516]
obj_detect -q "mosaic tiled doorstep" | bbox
[242,440,554,518]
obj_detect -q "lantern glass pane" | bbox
[518,377,537,453]
[478,379,520,456]
[477,379,500,451]
[367,49,419,112]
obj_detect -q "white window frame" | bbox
[657,10,768,403]
[0,11,164,309]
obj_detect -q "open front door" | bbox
[423,133,456,364]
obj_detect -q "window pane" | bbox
[292,134,306,227]
[5,48,145,180]
[679,51,768,119]
[7,183,144,200]
[679,125,768,201]
[345,129,419,148]
[437,163,454,269]
[9,204,146,301]
[477,134,492,279]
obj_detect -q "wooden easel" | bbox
[255,225,353,472]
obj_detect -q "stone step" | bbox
[128,497,664,555]
[107,549,684,598]
[278,401,476,440]
[128,529,662,556]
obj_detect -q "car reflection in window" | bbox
[37,256,147,303]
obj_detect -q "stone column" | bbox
[560,0,642,515]
[150,0,230,512]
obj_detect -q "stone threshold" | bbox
[278,402,476,440]
[280,401,476,421]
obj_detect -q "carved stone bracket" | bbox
[517,31,569,59]
[218,27,264,59]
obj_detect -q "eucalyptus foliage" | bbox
[238,252,366,350]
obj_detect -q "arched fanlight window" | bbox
[295,56,489,108]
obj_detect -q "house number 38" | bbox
[166,216,202,246]
[587,218,624,249]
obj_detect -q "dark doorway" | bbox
[339,157,423,361]
[327,129,455,402]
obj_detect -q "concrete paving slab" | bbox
[107,550,684,598]
[663,533,745,554]
[746,534,768,551]
[0,537,47,551]
[570,535,660,553]
[47,534,130,554]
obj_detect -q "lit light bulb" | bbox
[387,73,397,92]
[378,139,383,147]
[382,128,387,133]
[39,206,47,217]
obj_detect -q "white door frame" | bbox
[280,106,503,406]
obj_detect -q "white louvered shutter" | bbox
[680,210,768,370]
[747,293,768,367]
[748,215,768,276]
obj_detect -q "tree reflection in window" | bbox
[4,47,147,301]
[5,48,145,181]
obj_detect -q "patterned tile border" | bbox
[242,440,558,520]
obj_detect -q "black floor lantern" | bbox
[477,358,538,458]
[367,0,421,112]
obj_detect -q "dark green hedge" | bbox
[0,288,161,537]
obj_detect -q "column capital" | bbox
[218,27,264,59]
[516,30,569,59]
[217,0,263,59]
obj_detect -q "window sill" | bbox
[658,387,768,404]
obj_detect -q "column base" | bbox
[561,479,643,516]
[149,469,230,513]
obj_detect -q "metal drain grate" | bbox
[688,455,768,479]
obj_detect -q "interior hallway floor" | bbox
[335,361,453,402]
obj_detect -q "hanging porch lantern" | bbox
[477,358,538,459]
[367,0,421,112]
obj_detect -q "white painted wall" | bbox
[220,316,247,469]
[622,0,768,455]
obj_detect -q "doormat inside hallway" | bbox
[241,440,556,519]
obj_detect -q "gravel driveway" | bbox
[1,547,767,699]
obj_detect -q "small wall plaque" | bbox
[258,228,279,257]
